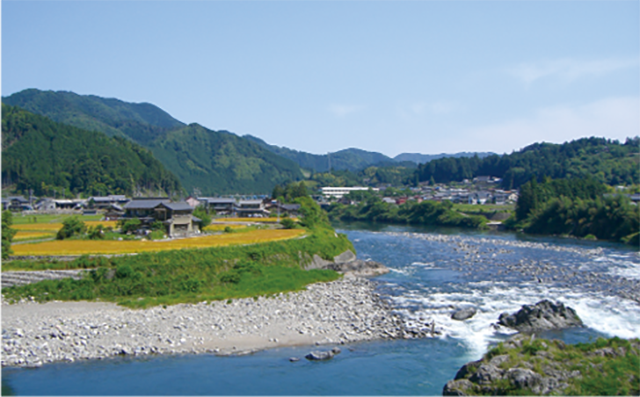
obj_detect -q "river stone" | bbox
[498,300,583,332]
[333,250,356,264]
[305,255,333,270]
[442,379,474,396]
[469,363,504,384]
[506,368,543,393]
[305,350,335,360]
[451,307,477,321]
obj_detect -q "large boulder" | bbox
[451,307,477,321]
[498,300,583,332]
[327,259,390,277]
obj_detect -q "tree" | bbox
[193,205,211,228]
[2,210,17,259]
[56,217,87,240]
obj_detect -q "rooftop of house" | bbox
[160,202,193,211]
[124,199,170,210]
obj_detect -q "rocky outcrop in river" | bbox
[497,300,583,332]
[443,334,640,396]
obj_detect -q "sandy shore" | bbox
[1,276,430,367]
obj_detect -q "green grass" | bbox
[1,225,353,308]
[12,213,103,225]
[458,336,640,396]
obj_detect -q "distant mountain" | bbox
[245,135,402,172]
[1,104,182,196]
[3,89,303,195]
[3,89,185,145]
[394,152,495,164]
[147,124,303,195]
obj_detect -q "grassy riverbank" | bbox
[3,197,355,308]
[3,224,352,308]
[445,336,640,395]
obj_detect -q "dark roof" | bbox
[161,202,193,211]
[124,199,169,210]
[200,197,236,204]
[8,196,28,203]
[191,216,202,223]
[278,204,301,211]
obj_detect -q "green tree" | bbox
[193,205,212,228]
[119,218,141,234]
[2,210,17,259]
[56,217,87,240]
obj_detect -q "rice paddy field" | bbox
[13,231,56,241]
[202,224,248,232]
[12,221,119,232]
[11,213,103,224]
[213,217,298,223]
[11,229,307,256]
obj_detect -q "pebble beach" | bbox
[1,276,429,368]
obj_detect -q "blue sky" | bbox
[2,1,638,157]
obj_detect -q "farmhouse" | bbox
[234,200,270,217]
[198,197,236,214]
[122,198,201,237]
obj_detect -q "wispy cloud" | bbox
[409,101,455,115]
[508,58,639,87]
[328,104,365,118]
[460,96,639,153]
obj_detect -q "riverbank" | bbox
[1,276,428,368]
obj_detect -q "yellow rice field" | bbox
[214,217,298,223]
[11,229,306,256]
[13,221,119,232]
[202,224,248,232]
[13,231,55,241]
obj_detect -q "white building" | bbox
[321,187,379,199]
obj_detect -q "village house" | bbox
[198,197,236,215]
[234,200,269,217]
[122,198,201,237]
[469,191,492,205]
[86,195,130,210]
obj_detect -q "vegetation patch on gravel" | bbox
[443,334,640,396]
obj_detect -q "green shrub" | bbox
[56,217,86,240]
[119,218,141,234]
[280,218,296,229]
[2,210,17,259]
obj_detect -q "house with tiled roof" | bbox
[123,198,201,237]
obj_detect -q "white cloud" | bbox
[328,104,365,117]
[460,96,639,153]
[399,101,456,120]
[508,58,639,87]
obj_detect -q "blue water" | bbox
[3,223,639,395]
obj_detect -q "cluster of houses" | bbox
[321,186,519,206]
[2,194,301,238]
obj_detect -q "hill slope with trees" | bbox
[147,124,304,195]
[244,135,396,172]
[3,89,184,145]
[414,137,639,189]
[3,89,304,195]
[1,104,183,197]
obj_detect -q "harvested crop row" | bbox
[11,229,306,256]
[13,221,119,232]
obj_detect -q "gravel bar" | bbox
[1,276,432,368]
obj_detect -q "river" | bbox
[2,223,639,395]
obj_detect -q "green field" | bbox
[11,213,103,225]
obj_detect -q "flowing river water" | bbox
[2,223,639,395]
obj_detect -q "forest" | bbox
[413,137,639,189]
[511,177,638,244]
[327,192,487,230]
[1,104,183,197]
